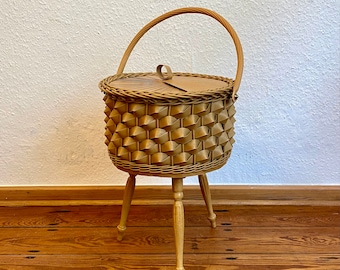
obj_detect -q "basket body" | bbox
[102,73,236,177]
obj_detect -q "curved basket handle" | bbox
[116,7,244,101]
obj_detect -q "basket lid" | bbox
[99,65,234,104]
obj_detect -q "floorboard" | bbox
[1,205,339,227]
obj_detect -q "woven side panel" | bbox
[103,94,236,175]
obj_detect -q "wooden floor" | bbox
[0,201,339,269]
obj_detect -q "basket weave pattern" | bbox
[103,91,236,176]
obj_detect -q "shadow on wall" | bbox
[28,92,168,186]
[26,94,128,185]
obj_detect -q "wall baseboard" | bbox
[0,185,338,206]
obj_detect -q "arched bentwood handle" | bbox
[116,7,244,101]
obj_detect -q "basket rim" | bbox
[99,72,235,104]
[109,152,231,178]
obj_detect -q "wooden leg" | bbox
[198,173,217,228]
[117,174,136,241]
[172,178,185,270]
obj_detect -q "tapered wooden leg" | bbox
[117,174,136,241]
[172,178,185,270]
[198,173,217,228]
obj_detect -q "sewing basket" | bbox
[99,7,243,178]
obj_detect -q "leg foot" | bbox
[117,174,136,241]
[172,178,185,270]
[198,173,217,228]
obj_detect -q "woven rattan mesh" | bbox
[102,91,236,177]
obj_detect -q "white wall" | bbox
[1,0,339,186]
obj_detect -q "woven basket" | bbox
[99,7,243,178]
